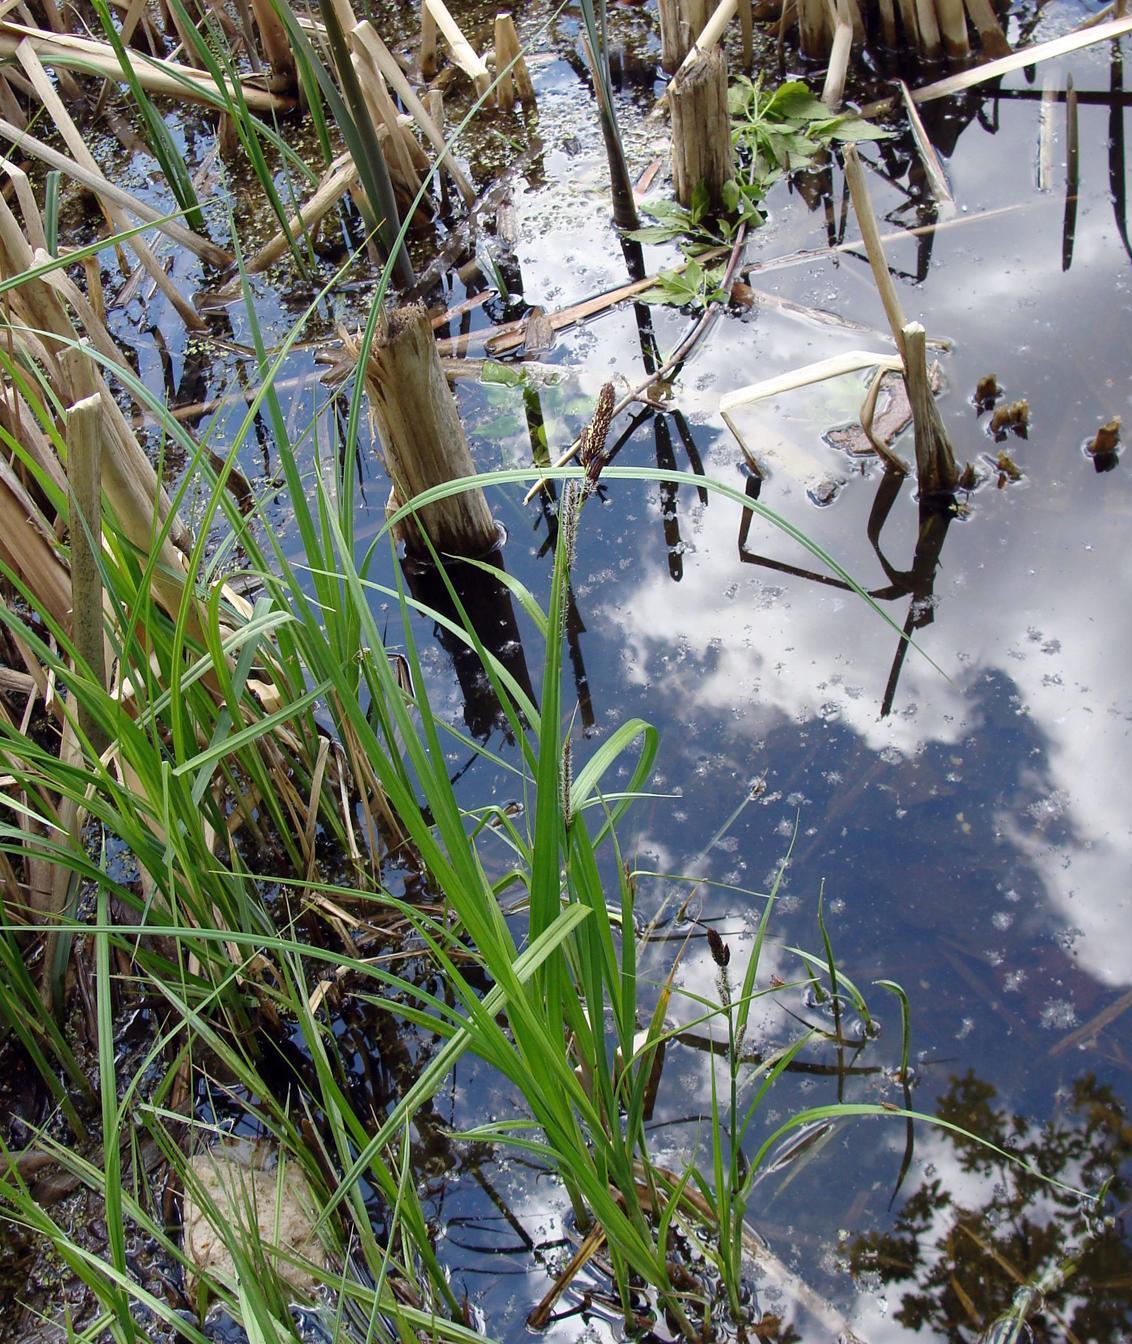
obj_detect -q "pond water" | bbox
[86,0,1132,1338]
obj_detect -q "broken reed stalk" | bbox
[669,45,734,211]
[657,0,710,73]
[64,392,108,756]
[798,0,832,58]
[494,12,535,110]
[494,12,515,108]
[358,304,497,559]
[902,321,957,495]
[248,0,297,90]
[821,0,853,111]
[424,0,491,98]
[353,22,475,202]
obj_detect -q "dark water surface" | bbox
[104,1,1132,1337]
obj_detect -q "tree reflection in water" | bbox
[851,1072,1132,1340]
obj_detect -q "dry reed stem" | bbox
[798,0,832,56]
[64,392,108,754]
[670,45,734,210]
[653,0,737,112]
[912,0,941,57]
[0,453,71,626]
[894,0,921,52]
[247,157,359,274]
[961,0,1009,56]
[857,364,911,472]
[424,0,491,98]
[248,0,296,89]
[355,304,497,558]
[493,13,514,108]
[935,0,970,58]
[908,14,1132,104]
[719,349,905,477]
[0,72,26,130]
[0,117,230,266]
[821,0,852,110]
[13,40,207,329]
[877,0,897,48]
[0,389,66,496]
[352,22,475,202]
[0,19,293,111]
[0,160,45,253]
[493,12,534,108]
[658,0,710,73]
[842,144,908,359]
[899,80,955,213]
[419,0,438,77]
[902,321,956,494]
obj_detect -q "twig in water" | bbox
[521,227,748,503]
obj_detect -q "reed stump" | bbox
[363,303,498,559]
[669,45,734,212]
[903,322,958,497]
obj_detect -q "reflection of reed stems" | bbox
[1062,75,1079,272]
[578,0,640,231]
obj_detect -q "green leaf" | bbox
[641,199,696,223]
[481,360,529,388]
[817,115,891,143]
[762,81,827,122]
[626,224,687,244]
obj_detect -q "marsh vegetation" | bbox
[0,0,1130,1341]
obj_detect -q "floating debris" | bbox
[990,399,1030,440]
[995,449,1024,487]
[974,373,1001,413]
[1087,417,1121,457]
